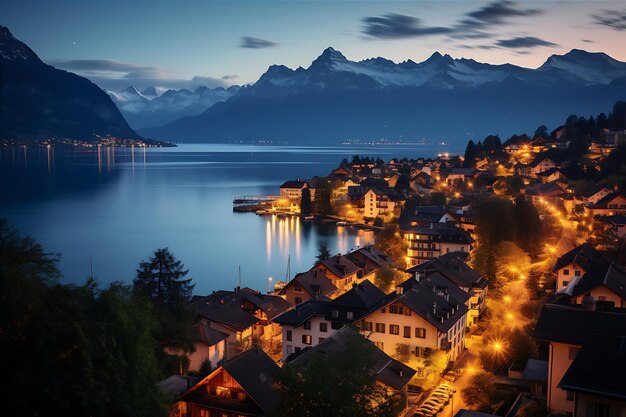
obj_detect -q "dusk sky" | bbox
[3,0,626,92]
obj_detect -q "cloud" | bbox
[361,1,544,41]
[362,14,453,39]
[593,10,626,30]
[240,36,278,49]
[51,59,236,91]
[495,36,557,48]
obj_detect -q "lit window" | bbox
[415,328,426,338]
[375,323,386,333]
[302,334,312,345]
[390,325,400,335]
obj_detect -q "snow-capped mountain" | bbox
[138,46,626,145]
[0,25,139,141]
[108,85,240,129]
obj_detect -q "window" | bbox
[568,346,580,360]
[403,326,411,338]
[415,328,426,338]
[375,341,384,350]
[566,391,574,401]
[294,282,303,292]
[375,323,386,333]
[286,330,292,341]
[361,321,373,331]
[575,270,581,277]
[595,403,611,417]
[563,269,570,275]
[319,322,328,332]
[415,346,425,357]
[390,325,400,335]
[562,280,569,287]
[319,337,326,343]
[303,320,311,330]
[302,334,312,345]
[295,297,302,304]
[286,345,293,354]
[347,311,354,320]
[332,309,339,318]
[331,321,343,330]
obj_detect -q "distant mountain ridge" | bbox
[140,47,626,145]
[108,84,241,129]
[0,26,139,141]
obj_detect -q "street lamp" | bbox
[267,276,273,293]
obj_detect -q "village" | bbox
[162,120,626,417]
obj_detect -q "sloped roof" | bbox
[238,288,292,320]
[279,269,337,297]
[288,326,416,390]
[346,245,395,269]
[400,272,471,305]
[280,179,309,189]
[402,222,474,245]
[407,252,488,290]
[580,184,610,199]
[194,301,259,332]
[566,261,626,299]
[181,348,281,414]
[328,280,387,311]
[523,359,548,382]
[198,322,229,346]
[552,243,609,273]
[588,192,626,209]
[319,254,361,278]
[272,297,330,327]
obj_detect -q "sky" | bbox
[2,0,626,92]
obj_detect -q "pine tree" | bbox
[300,187,312,216]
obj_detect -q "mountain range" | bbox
[139,47,626,145]
[108,85,241,129]
[0,26,139,141]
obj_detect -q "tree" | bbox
[533,125,548,139]
[300,187,312,216]
[462,371,496,408]
[513,196,545,257]
[270,332,404,417]
[463,140,478,168]
[316,244,331,261]
[518,401,548,417]
[374,268,405,293]
[430,192,446,205]
[313,179,334,215]
[375,225,406,263]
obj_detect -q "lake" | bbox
[0,143,458,294]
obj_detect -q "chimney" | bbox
[443,287,449,301]
[396,287,404,295]
[446,311,450,319]
[432,301,437,315]
[415,271,422,282]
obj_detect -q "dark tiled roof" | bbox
[532,304,626,345]
[581,184,610,199]
[194,302,259,332]
[272,297,330,327]
[522,359,548,382]
[558,340,626,400]
[346,245,395,269]
[238,288,292,320]
[609,215,626,225]
[400,272,471,306]
[198,322,229,346]
[567,261,626,299]
[536,167,560,177]
[588,192,626,209]
[289,326,416,390]
[407,252,488,290]
[552,243,609,273]
[320,254,361,278]
[280,269,337,298]
[402,222,474,245]
[181,348,280,414]
[328,280,387,311]
[280,179,309,189]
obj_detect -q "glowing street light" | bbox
[267,276,273,293]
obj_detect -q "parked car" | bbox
[443,369,461,382]
[440,383,456,393]
[424,400,444,412]
[419,405,440,416]
[430,392,450,404]
[416,409,437,417]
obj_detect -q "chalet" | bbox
[585,193,626,217]
[279,179,311,201]
[537,168,563,184]
[273,297,332,360]
[346,245,396,273]
[557,261,626,309]
[404,205,460,228]
[579,185,612,205]
[609,215,626,238]
[524,182,564,206]
[314,253,362,291]
[288,326,416,406]
[604,128,626,147]
[407,252,488,327]
[411,171,434,192]
[444,168,476,185]
[277,269,337,305]
[403,222,474,267]
[359,281,469,367]
[185,322,229,371]
[552,244,610,292]
[178,348,280,416]
[347,186,405,219]
[325,280,387,325]
[516,157,557,178]
[533,304,626,417]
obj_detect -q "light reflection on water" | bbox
[1,142,456,294]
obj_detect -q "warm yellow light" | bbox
[506,312,514,320]
[503,295,512,303]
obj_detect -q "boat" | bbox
[336,221,347,226]
[304,216,315,221]
[255,210,269,215]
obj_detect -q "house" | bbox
[358,280,469,367]
[579,185,612,205]
[444,167,476,185]
[523,359,549,397]
[185,322,229,371]
[552,243,610,292]
[177,348,280,416]
[279,179,311,201]
[404,205,460,227]
[348,186,405,219]
[314,253,362,291]
[537,168,563,184]
[277,269,337,305]
[345,245,396,277]
[585,193,626,217]
[558,261,626,309]
[273,297,332,360]
[325,280,387,324]
[516,157,557,178]
[288,326,416,407]
[533,304,626,416]
[411,171,434,192]
[403,222,474,267]
[609,215,626,238]
[604,128,626,147]
[524,182,565,206]
[407,252,488,327]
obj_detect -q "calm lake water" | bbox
[1,143,457,295]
